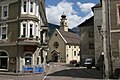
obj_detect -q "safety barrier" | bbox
[22,65,44,74]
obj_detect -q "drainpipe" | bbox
[16,0,20,73]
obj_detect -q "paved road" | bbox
[0,62,102,80]
[44,62,102,80]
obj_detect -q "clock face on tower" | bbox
[54,42,59,48]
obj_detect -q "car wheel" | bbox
[87,66,92,69]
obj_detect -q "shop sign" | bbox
[24,46,36,51]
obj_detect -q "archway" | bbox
[24,53,32,65]
[51,50,59,62]
[0,51,8,70]
[52,53,59,62]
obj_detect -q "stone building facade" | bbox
[78,16,95,65]
[79,0,120,77]
[0,0,48,72]
[94,0,120,77]
[109,0,120,71]
[92,4,103,65]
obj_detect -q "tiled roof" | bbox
[58,29,80,45]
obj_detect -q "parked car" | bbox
[70,60,77,64]
[84,58,94,69]
[69,60,77,67]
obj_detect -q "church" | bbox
[48,15,80,64]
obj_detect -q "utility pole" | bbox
[102,0,113,78]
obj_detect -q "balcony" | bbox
[18,35,40,42]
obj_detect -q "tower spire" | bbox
[60,14,68,32]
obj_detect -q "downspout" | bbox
[16,0,21,73]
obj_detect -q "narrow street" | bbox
[44,62,102,80]
[0,62,102,80]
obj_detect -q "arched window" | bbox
[0,52,7,56]
[54,42,59,48]
[25,53,32,65]
[0,51,8,69]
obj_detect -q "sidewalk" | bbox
[0,64,50,76]
[0,71,45,76]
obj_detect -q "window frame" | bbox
[117,4,120,24]
[1,5,9,20]
[0,24,8,40]
[29,0,35,15]
[89,43,94,49]
[21,21,27,37]
[21,0,28,14]
[28,21,34,38]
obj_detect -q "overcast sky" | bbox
[45,0,99,29]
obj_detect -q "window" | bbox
[74,51,76,56]
[69,46,71,48]
[0,51,8,69]
[21,0,28,14]
[21,23,27,37]
[21,0,36,15]
[54,42,59,48]
[89,43,94,49]
[2,5,8,19]
[55,33,57,36]
[117,4,120,24]
[30,24,33,37]
[3,6,7,17]
[21,21,35,38]
[23,24,26,37]
[2,27,7,39]
[89,31,94,38]
[30,1,33,12]
[67,54,68,57]
[29,0,35,14]
[23,1,27,12]
[0,24,7,39]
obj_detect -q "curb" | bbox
[0,72,45,76]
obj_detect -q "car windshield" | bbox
[86,60,91,62]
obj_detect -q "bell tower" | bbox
[60,14,68,32]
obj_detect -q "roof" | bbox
[48,23,77,37]
[57,29,80,45]
[78,16,94,27]
[92,3,101,8]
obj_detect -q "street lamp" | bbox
[97,25,105,79]
[97,26,104,39]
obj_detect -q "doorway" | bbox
[52,53,59,62]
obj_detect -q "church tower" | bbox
[60,14,68,32]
